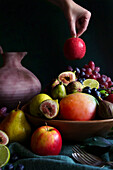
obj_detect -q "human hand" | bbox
[62,0,91,37]
[48,0,91,37]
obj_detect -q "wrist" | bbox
[60,0,74,9]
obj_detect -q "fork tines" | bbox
[72,145,102,166]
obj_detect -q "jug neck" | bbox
[2,52,27,67]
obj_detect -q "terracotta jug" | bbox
[0,47,41,111]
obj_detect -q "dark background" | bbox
[0,0,113,89]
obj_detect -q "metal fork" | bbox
[72,145,113,167]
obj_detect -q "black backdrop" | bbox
[0,0,113,89]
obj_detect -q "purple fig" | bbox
[98,100,113,119]
[66,81,83,94]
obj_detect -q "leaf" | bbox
[83,136,112,148]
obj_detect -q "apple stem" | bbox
[45,122,48,131]
[73,70,76,74]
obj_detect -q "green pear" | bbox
[0,106,31,143]
[51,82,67,99]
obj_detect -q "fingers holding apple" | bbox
[31,125,62,156]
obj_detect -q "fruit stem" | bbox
[59,81,63,85]
[73,70,76,75]
[16,101,21,111]
[45,122,48,131]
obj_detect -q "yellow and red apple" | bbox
[31,125,62,156]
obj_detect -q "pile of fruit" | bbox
[27,60,113,121]
[0,60,113,169]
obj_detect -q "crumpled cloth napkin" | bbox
[2,139,113,170]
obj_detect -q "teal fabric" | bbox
[2,138,113,170]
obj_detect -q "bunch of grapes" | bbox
[67,61,113,89]
[5,152,25,170]
[0,107,9,122]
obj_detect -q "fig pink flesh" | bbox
[40,100,57,118]
[0,131,9,145]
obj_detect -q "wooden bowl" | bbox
[22,104,113,142]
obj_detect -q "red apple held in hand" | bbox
[31,125,62,156]
[64,37,86,60]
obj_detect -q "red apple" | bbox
[64,37,86,60]
[31,125,62,156]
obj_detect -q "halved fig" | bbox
[0,130,9,145]
[39,99,59,119]
[58,71,76,86]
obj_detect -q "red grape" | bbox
[85,68,92,75]
[95,67,100,72]
[108,81,113,87]
[101,82,108,88]
[107,77,111,82]
[96,73,101,79]
[89,74,96,79]
[88,61,95,70]
[101,75,107,83]
[84,64,89,69]
[93,71,98,76]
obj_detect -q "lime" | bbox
[0,144,10,168]
[83,79,99,89]
[30,93,52,116]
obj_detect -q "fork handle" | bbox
[106,161,113,167]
